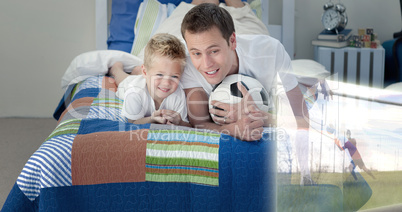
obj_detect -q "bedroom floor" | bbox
[0,118,57,208]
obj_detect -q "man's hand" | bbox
[209,82,266,125]
[185,86,265,142]
[229,112,265,141]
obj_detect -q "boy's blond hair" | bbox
[143,33,186,71]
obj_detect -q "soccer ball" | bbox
[208,74,270,121]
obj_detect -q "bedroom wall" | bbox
[0,0,400,118]
[0,1,96,118]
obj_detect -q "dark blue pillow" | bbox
[107,0,141,53]
[107,0,192,53]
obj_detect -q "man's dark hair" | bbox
[181,3,235,44]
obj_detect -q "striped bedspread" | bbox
[2,76,276,212]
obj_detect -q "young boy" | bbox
[109,33,191,127]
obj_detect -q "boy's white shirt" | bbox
[118,75,188,122]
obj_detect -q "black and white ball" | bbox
[208,74,270,121]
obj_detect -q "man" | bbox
[180,3,314,184]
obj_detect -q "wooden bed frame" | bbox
[94,0,295,59]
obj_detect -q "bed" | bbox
[3,0,402,211]
[2,74,276,211]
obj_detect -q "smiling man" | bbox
[180,3,315,184]
[180,3,308,139]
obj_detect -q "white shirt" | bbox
[181,34,298,96]
[120,75,188,121]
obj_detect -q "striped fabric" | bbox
[16,76,119,201]
[130,0,168,56]
[87,97,126,122]
[17,134,75,201]
[46,119,81,141]
[145,128,220,186]
[71,75,103,96]
[58,76,125,123]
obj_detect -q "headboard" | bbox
[95,0,295,59]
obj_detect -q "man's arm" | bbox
[208,82,276,127]
[185,87,264,141]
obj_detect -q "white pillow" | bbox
[385,82,402,92]
[291,59,330,86]
[61,50,143,90]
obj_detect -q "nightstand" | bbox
[314,46,385,88]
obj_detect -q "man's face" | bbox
[184,26,238,85]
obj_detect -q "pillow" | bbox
[130,0,169,56]
[385,82,402,92]
[107,0,192,53]
[107,0,142,53]
[61,50,143,90]
[291,59,331,86]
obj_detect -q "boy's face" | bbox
[142,55,182,104]
[184,26,238,85]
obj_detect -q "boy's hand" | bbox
[151,110,167,124]
[161,109,182,125]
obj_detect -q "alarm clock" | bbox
[321,2,348,33]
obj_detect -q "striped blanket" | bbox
[2,75,276,212]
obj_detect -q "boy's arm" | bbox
[131,117,153,124]
[129,111,192,127]
[109,62,129,86]
[224,0,245,8]
[129,110,167,124]
[178,119,192,128]
[160,109,192,128]
[130,66,142,75]
[130,115,191,127]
